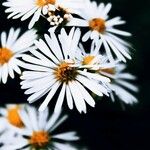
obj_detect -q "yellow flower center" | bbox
[7,106,24,128]
[54,62,78,84]
[82,55,95,65]
[0,47,13,65]
[89,18,106,33]
[29,131,50,148]
[101,68,116,75]
[36,0,55,7]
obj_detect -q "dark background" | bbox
[0,0,150,149]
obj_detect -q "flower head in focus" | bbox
[0,105,79,150]
[0,28,37,84]
[20,28,110,113]
[67,0,132,63]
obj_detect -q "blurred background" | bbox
[0,0,150,149]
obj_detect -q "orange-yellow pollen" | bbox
[89,18,106,33]
[29,131,50,148]
[0,47,13,65]
[7,106,24,128]
[54,62,78,83]
[82,55,95,65]
[36,0,55,7]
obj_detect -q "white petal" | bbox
[76,81,95,107]
[54,84,66,113]
[107,32,131,47]
[30,49,56,67]
[112,84,137,104]
[69,81,87,113]
[79,70,110,83]
[38,108,49,130]
[44,33,63,60]
[39,82,61,112]
[50,115,68,132]
[101,35,115,63]
[67,18,88,27]
[21,7,37,21]
[27,87,50,103]
[19,109,32,130]
[22,54,51,67]
[0,108,7,116]
[6,28,14,48]
[21,75,55,89]
[53,142,77,150]
[66,85,74,110]
[101,3,112,17]
[77,75,103,97]
[107,28,132,36]
[1,31,7,47]
[117,73,136,80]
[21,63,52,72]
[53,131,79,141]
[2,64,8,84]
[104,35,126,62]
[106,17,125,27]
[12,29,37,52]
[26,106,38,131]
[8,60,15,79]
[28,8,41,29]
[10,58,21,74]
[116,80,138,92]
[21,71,51,80]
[34,39,59,64]
[45,109,62,131]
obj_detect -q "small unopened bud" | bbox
[58,18,63,23]
[64,14,69,19]
[50,22,55,26]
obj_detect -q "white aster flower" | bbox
[100,63,138,104]
[67,0,132,62]
[21,28,110,113]
[75,40,115,71]
[3,0,84,29]
[0,28,37,84]
[1,105,79,150]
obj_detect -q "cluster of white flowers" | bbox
[0,0,138,149]
[0,104,80,149]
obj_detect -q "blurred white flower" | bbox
[67,0,132,62]
[3,0,84,29]
[0,28,37,84]
[0,105,79,150]
[100,63,138,104]
[20,28,110,113]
